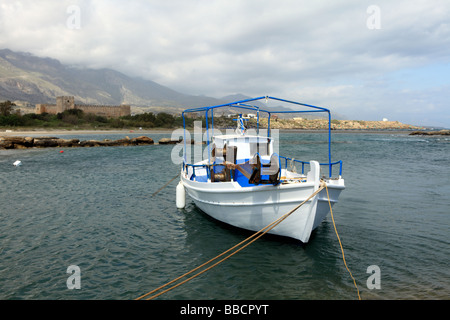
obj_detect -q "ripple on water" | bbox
[0,133,449,299]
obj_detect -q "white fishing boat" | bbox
[176,96,345,243]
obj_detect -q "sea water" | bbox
[0,131,448,300]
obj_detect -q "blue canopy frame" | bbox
[182,96,340,178]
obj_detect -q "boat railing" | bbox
[279,156,343,178]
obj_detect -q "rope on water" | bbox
[324,183,361,300]
[136,183,326,300]
[152,173,180,197]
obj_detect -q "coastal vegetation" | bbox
[1,100,423,131]
[0,100,192,129]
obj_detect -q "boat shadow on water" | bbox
[181,202,330,250]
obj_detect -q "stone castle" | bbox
[35,96,130,118]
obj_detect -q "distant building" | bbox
[382,118,388,122]
[226,113,256,119]
[35,96,130,118]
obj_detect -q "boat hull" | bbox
[181,169,344,243]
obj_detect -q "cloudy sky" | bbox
[1,0,449,127]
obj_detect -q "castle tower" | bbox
[56,96,75,113]
[35,104,45,114]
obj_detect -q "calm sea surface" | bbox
[0,130,448,300]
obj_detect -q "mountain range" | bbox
[0,48,231,113]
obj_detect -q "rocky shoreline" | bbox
[258,118,423,130]
[0,135,188,149]
[409,130,450,136]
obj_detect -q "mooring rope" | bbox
[152,173,180,197]
[136,183,326,300]
[324,183,361,300]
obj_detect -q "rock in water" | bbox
[158,138,182,144]
[131,136,154,145]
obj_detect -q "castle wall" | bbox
[35,104,58,114]
[76,104,130,118]
[35,97,130,118]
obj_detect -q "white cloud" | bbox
[0,0,449,126]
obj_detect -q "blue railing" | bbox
[279,156,343,178]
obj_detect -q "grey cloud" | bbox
[0,0,449,126]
